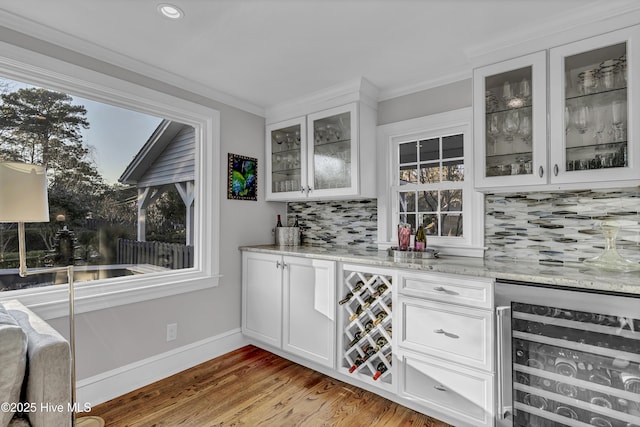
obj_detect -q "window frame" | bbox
[376,107,484,257]
[0,42,221,319]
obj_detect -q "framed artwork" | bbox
[227,153,258,200]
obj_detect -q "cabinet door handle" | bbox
[301,187,305,194]
[554,164,559,176]
[282,262,288,269]
[433,286,446,292]
[434,385,447,392]
[538,166,544,178]
[308,186,313,193]
[276,261,281,269]
[433,328,445,334]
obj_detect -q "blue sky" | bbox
[2,78,162,184]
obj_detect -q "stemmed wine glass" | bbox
[487,114,501,154]
[592,105,606,145]
[611,99,626,141]
[574,104,590,135]
[518,113,532,144]
[503,110,519,142]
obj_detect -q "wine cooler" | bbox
[338,265,394,391]
[496,280,640,427]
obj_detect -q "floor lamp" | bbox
[0,162,103,427]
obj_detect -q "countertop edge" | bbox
[239,245,640,296]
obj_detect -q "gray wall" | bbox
[1,26,286,380]
[377,79,472,125]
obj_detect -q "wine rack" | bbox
[339,267,393,390]
[511,302,640,427]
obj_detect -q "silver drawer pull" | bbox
[433,329,459,339]
[434,385,447,392]
[432,286,459,295]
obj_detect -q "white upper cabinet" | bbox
[265,78,377,201]
[474,25,640,192]
[549,25,640,184]
[474,51,548,189]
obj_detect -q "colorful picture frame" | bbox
[227,153,258,200]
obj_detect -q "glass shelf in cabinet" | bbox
[565,85,627,102]
[486,150,534,159]
[486,103,533,116]
[271,167,301,175]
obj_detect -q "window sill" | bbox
[0,270,221,320]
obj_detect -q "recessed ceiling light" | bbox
[158,3,184,19]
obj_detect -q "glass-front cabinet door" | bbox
[474,51,547,189]
[306,103,358,198]
[550,25,640,184]
[266,117,307,201]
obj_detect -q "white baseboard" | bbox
[77,328,248,407]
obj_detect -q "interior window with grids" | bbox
[397,134,464,237]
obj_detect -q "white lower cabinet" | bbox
[282,256,335,367]
[398,350,494,427]
[242,252,336,368]
[242,253,496,426]
[396,271,495,427]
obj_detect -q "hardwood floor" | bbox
[82,345,452,427]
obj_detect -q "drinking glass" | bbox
[592,106,606,144]
[611,100,626,141]
[519,78,531,104]
[502,80,514,107]
[503,110,519,141]
[397,223,411,251]
[487,114,501,154]
[574,105,590,135]
[518,113,532,144]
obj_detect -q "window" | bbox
[0,43,220,318]
[377,108,484,257]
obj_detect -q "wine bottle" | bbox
[348,331,363,348]
[414,223,426,251]
[349,305,363,322]
[362,295,375,310]
[276,214,283,227]
[373,283,388,297]
[338,292,353,305]
[373,353,392,380]
[373,310,387,326]
[348,345,379,373]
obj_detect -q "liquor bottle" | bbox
[375,335,388,347]
[373,353,392,380]
[276,215,283,227]
[414,224,426,251]
[293,215,299,227]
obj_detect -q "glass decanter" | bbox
[583,220,640,272]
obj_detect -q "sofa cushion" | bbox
[0,303,28,427]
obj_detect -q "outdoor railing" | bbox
[116,239,193,270]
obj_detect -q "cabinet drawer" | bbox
[398,297,493,371]
[399,351,494,427]
[399,271,493,309]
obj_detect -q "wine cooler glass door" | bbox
[496,281,640,427]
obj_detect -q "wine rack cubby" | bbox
[339,266,394,390]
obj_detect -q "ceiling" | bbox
[0,0,638,115]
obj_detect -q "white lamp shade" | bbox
[0,162,49,223]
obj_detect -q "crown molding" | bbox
[377,67,471,102]
[0,10,265,117]
[264,77,379,124]
[464,0,640,67]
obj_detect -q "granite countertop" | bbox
[240,245,640,296]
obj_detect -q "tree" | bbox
[0,87,103,248]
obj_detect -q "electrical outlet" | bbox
[166,323,178,341]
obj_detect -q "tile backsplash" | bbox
[285,188,640,264]
[287,199,377,250]
[485,187,640,264]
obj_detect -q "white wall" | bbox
[1,26,286,391]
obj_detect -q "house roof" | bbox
[119,119,185,185]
